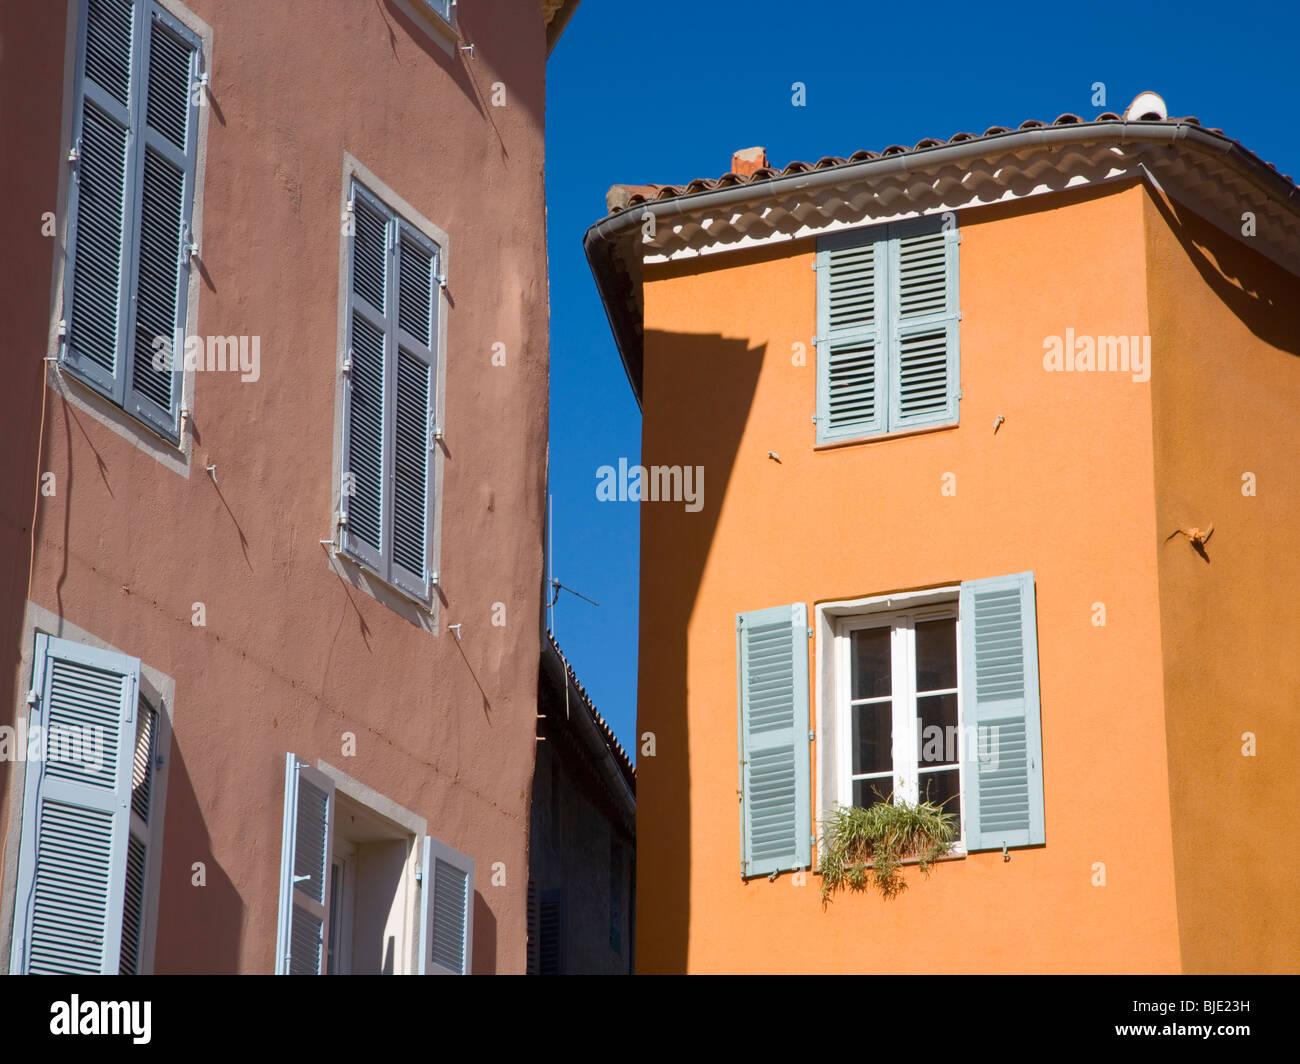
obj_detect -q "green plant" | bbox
[818,797,957,903]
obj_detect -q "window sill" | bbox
[329,541,439,632]
[402,0,460,50]
[813,848,967,876]
[814,419,958,451]
[51,364,190,476]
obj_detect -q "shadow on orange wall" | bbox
[638,329,764,973]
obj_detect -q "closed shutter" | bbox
[123,6,199,440]
[63,0,137,398]
[340,188,388,574]
[340,186,438,602]
[815,217,959,440]
[275,755,335,974]
[525,877,539,975]
[538,890,564,975]
[736,603,811,879]
[390,226,437,600]
[63,0,197,442]
[815,230,883,443]
[419,836,474,975]
[959,571,1045,852]
[9,635,140,974]
[888,217,960,430]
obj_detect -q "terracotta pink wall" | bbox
[1,0,551,973]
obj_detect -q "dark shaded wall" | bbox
[528,659,633,975]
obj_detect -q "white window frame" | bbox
[816,586,966,854]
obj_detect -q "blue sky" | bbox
[543,0,1300,757]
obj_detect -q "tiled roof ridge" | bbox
[604,111,1297,215]
[544,629,636,782]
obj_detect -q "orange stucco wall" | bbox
[636,182,1190,973]
[1143,193,1300,974]
[0,0,550,973]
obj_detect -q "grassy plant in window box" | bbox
[818,798,957,903]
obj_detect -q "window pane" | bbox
[852,701,892,776]
[850,626,891,699]
[915,617,956,691]
[853,777,894,809]
[917,767,961,837]
[915,692,959,768]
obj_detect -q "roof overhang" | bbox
[585,120,1300,407]
[542,0,579,55]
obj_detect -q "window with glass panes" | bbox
[838,605,963,837]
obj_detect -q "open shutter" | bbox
[9,635,139,974]
[122,4,199,441]
[63,0,137,400]
[118,698,158,974]
[737,603,811,879]
[959,571,1045,852]
[816,229,884,443]
[888,217,960,430]
[419,835,474,975]
[340,186,389,575]
[275,755,334,974]
[389,225,438,601]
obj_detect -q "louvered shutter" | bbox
[9,635,140,974]
[122,5,199,441]
[118,698,158,974]
[275,755,334,975]
[63,0,137,400]
[340,185,438,603]
[390,225,437,600]
[340,185,389,575]
[538,890,564,975]
[736,603,811,879]
[419,835,474,975]
[63,1,197,441]
[888,217,960,430]
[959,571,1045,852]
[815,229,884,443]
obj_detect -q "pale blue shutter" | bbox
[390,225,438,601]
[117,700,157,974]
[421,0,457,26]
[123,4,199,441]
[887,217,960,430]
[340,186,439,602]
[959,571,1045,852]
[419,836,474,975]
[63,0,137,399]
[737,603,811,878]
[9,635,140,974]
[340,185,389,575]
[815,228,884,443]
[275,755,334,974]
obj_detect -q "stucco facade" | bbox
[0,0,563,974]
[599,151,1298,973]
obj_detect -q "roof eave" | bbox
[585,120,1300,405]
